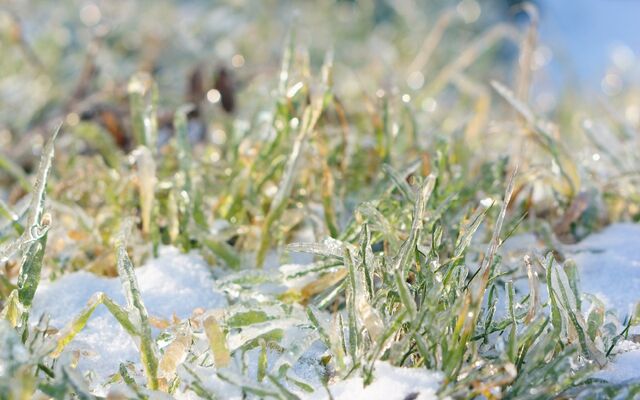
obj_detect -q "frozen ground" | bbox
[30,223,640,397]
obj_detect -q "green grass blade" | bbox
[115,230,159,389]
[1,127,58,263]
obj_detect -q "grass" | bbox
[1,0,640,398]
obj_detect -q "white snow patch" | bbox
[567,223,640,316]
[308,361,443,400]
[31,246,227,387]
[596,339,640,383]
[595,349,640,383]
[562,223,640,385]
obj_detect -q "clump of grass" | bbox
[1,1,640,399]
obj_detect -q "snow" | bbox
[31,246,227,388]
[309,361,443,400]
[566,223,640,317]
[594,348,640,383]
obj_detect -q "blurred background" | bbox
[2,0,640,267]
[1,0,639,166]
[2,0,638,125]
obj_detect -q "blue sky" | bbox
[539,0,640,85]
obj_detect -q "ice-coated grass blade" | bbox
[173,106,194,250]
[0,290,20,326]
[343,247,360,365]
[359,224,376,301]
[158,333,190,384]
[256,51,332,267]
[204,315,231,368]
[286,237,349,260]
[542,254,563,336]
[564,260,582,311]
[128,72,158,150]
[383,164,416,203]
[16,231,48,313]
[216,369,279,398]
[306,307,332,351]
[52,293,105,357]
[321,163,339,238]
[257,339,268,382]
[551,260,606,366]
[1,127,59,328]
[51,291,154,382]
[453,205,488,260]
[197,231,241,269]
[174,105,193,191]
[394,269,417,320]
[506,281,517,362]
[130,146,156,237]
[256,101,323,267]
[475,167,517,297]
[1,126,59,263]
[392,175,436,275]
[491,80,578,196]
[524,255,539,323]
[115,235,160,389]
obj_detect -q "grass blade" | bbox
[115,226,160,389]
[204,315,231,368]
